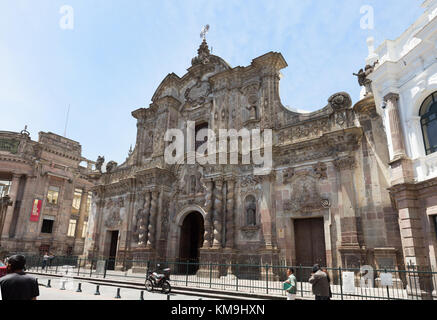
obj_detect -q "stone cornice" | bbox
[388,176,437,193]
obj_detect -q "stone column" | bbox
[89,197,105,260]
[212,179,223,248]
[225,179,235,249]
[146,190,159,249]
[202,180,213,248]
[384,93,414,185]
[384,93,406,158]
[1,174,21,240]
[138,191,151,246]
[0,196,13,244]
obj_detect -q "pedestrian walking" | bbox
[283,267,297,300]
[42,252,54,271]
[321,267,332,300]
[308,264,330,300]
[0,255,39,300]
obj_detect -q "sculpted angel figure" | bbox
[353,60,378,95]
[96,156,105,172]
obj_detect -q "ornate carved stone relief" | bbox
[283,171,329,213]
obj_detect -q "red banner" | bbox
[30,199,42,222]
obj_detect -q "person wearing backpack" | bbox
[284,267,297,300]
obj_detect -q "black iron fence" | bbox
[23,255,437,300]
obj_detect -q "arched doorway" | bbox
[179,211,204,274]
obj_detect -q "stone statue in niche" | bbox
[245,195,257,226]
[246,105,257,120]
[144,131,153,157]
[190,175,196,194]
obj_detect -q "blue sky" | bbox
[0,0,424,164]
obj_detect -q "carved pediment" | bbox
[283,171,330,213]
[184,79,211,107]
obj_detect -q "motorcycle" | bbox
[145,264,171,294]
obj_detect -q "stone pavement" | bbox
[34,275,218,300]
[28,265,412,300]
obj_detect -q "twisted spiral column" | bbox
[138,192,150,247]
[146,191,159,248]
[212,180,223,248]
[202,180,214,248]
[225,180,235,249]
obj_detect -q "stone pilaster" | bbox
[139,191,151,246]
[334,155,365,266]
[212,179,223,248]
[225,179,235,249]
[202,180,213,248]
[390,184,433,299]
[146,190,159,249]
[75,189,89,240]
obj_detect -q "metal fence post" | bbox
[185,262,189,287]
[103,259,108,279]
[339,267,344,300]
[89,259,93,278]
[77,258,81,276]
[236,264,239,292]
[385,268,390,300]
[265,264,269,295]
[299,265,303,297]
[209,262,212,289]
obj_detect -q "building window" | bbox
[82,221,88,238]
[245,195,257,226]
[0,179,11,197]
[67,219,77,237]
[420,92,437,155]
[46,186,60,205]
[41,218,54,234]
[71,189,82,214]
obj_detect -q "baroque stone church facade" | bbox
[85,39,403,275]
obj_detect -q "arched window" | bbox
[245,195,257,226]
[420,92,437,155]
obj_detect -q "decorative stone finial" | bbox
[20,125,30,138]
[192,25,211,66]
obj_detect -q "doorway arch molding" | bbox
[175,205,206,227]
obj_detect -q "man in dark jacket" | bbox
[0,255,39,300]
[308,264,330,300]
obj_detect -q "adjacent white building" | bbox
[365,0,437,298]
